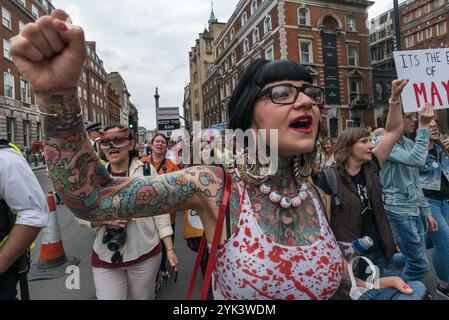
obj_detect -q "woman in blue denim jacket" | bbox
[419,119,449,299]
[376,105,438,283]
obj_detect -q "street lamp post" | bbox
[393,0,402,51]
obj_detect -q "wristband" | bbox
[167,247,175,251]
[389,98,401,105]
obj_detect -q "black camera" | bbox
[102,226,126,252]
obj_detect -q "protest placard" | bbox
[393,48,449,113]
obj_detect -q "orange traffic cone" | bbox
[37,192,67,269]
[29,192,80,281]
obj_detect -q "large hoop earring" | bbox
[293,149,316,184]
[236,148,274,186]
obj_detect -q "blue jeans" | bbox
[357,250,429,300]
[425,198,449,286]
[359,281,428,300]
[386,210,430,281]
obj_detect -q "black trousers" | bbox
[0,267,19,300]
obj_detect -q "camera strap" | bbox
[151,157,167,174]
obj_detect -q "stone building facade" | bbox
[203,0,376,138]
[0,0,54,150]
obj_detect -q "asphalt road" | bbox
[28,168,443,300]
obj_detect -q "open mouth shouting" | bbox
[289,115,314,134]
[108,149,121,157]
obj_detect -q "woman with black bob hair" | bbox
[228,59,316,131]
[14,16,346,300]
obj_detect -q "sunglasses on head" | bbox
[98,137,130,149]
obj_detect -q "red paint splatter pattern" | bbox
[211,172,344,300]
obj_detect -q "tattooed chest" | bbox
[228,190,322,246]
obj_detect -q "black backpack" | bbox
[323,167,341,208]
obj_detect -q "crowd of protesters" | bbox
[2,9,449,301]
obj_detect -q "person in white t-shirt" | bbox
[0,142,48,300]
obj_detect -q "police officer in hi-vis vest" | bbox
[0,140,48,300]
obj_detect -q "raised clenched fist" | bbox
[10,9,86,96]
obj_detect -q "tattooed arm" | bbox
[38,89,225,222]
[10,11,224,223]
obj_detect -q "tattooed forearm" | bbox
[39,90,223,222]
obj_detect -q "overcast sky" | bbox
[52,0,403,130]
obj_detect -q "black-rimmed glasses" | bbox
[257,83,325,105]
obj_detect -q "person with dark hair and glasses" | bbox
[11,11,390,299]
[76,125,178,300]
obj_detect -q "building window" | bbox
[251,0,258,15]
[92,94,95,103]
[425,3,431,13]
[31,4,39,19]
[78,87,82,98]
[427,27,433,39]
[4,73,14,99]
[2,8,11,30]
[224,38,228,48]
[3,39,11,60]
[20,79,31,103]
[253,28,260,44]
[264,16,272,33]
[386,83,392,98]
[83,89,87,100]
[231,51,236,64]
[298,8,310,26]
[299,39,313,63]
[19,21,25,32]
[241,12,248,26]
[415,7,421,18]
[437,21,447,36]
[230,28,235,40]
[349,79,361,104]
[346,16,356,31]
[329,118,339,139]
[437,0,445,7]
[348,45,358,66]
[265,46,274,61]
[376,117,383,129]
[417,30,424,42]
[352,117,361,128]
[23,120,30,147]
[375,82,383,101]
[404,13,412,23]
[243,38,249,53]
[406,34,414,48]
[7,118,14,143]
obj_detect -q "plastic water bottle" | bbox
[338,236,374,261]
